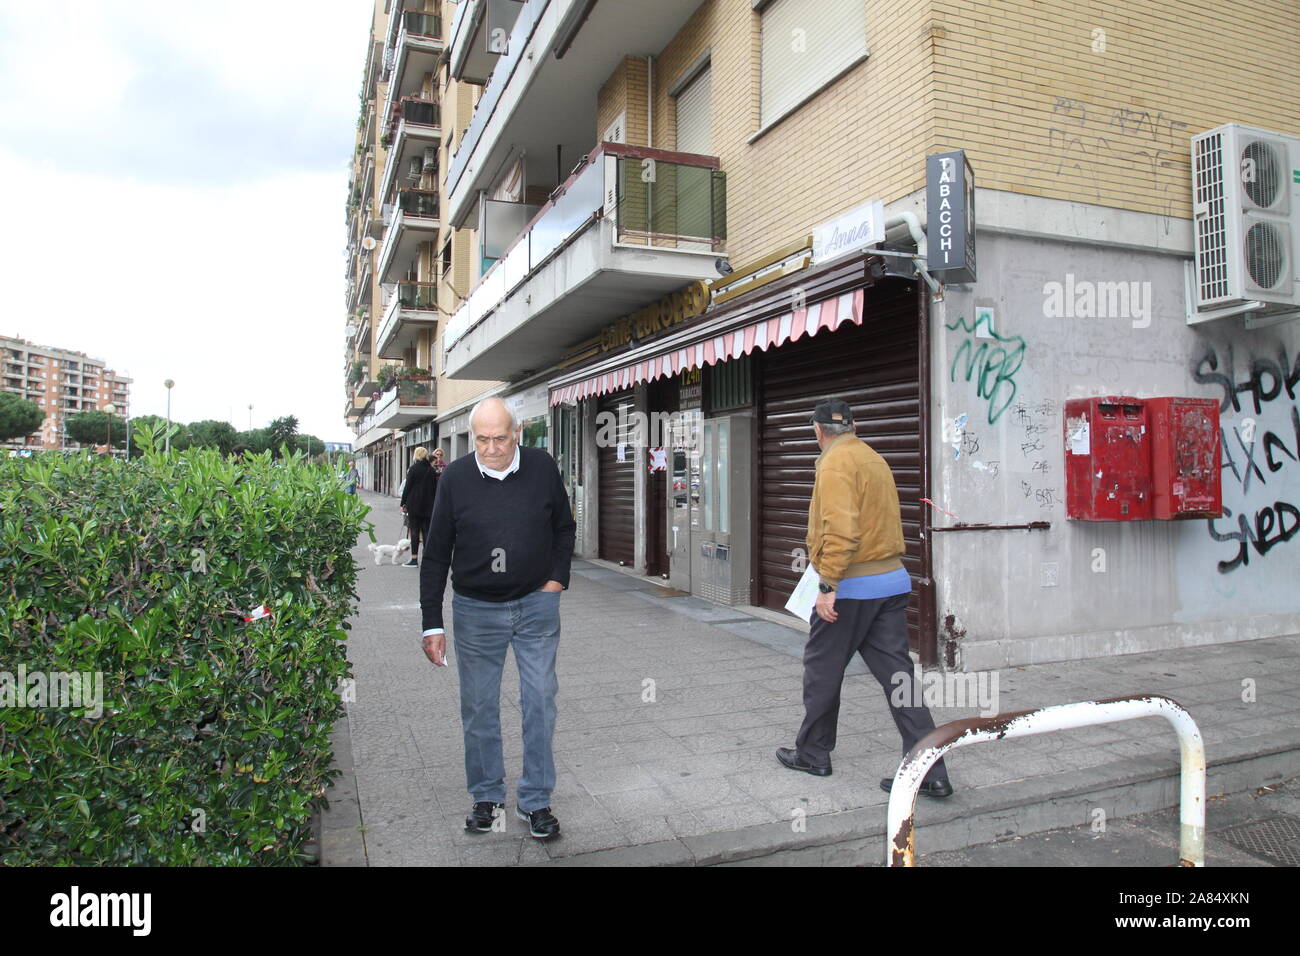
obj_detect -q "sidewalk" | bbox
[320,491,1300,866]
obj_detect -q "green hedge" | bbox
[0,425,371,864]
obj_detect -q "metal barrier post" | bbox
[886,694,1206,867]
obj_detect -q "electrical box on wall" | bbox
[1064,397,1152,521]
[1147,398,1221,519]
[1064,396,1222,521]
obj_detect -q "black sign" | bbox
[926,150,977,284]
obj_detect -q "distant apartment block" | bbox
[1,335,132,452]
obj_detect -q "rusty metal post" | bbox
[886,694,1206,867]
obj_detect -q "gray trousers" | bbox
[795,591,950,784]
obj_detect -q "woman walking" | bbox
[399,447,437,567]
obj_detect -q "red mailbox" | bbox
[1064,397,1152,520]
[1147,397,1221,519]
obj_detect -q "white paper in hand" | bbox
[784,564,819,621]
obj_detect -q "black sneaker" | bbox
[403,558,418,567]
[516,806,561,839]
[465,801,504,832]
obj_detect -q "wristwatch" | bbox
[818,583,835,594]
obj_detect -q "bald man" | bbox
[419,398,576,840]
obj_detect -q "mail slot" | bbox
[1147,397,1221,519]
[1064,397,1152,521]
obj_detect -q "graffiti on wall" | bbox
[1194,344,1300,574]
[1045,96,1189,219]
[945,314,1027,425]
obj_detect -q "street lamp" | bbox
[164,379,175,452]
[105,403,115,454]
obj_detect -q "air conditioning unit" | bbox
[422,147,438,171]
[406,156,423,182]
[1190,123,1299,323]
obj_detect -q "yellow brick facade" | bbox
[929,0,1299,219]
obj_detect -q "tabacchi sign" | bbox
[926,150,977,284]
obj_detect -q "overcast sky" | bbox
[0,0,373,443]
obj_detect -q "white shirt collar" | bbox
[476,445,521,480]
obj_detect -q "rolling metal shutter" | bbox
[760,0,866,128]
[757,284,923,649]
[597,391,636,565]
[675,66,712,156]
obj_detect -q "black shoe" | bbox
[880,777,954,798]
[465,801,504,832]
[403,558,418,567]
[776,747,832,777]
[516,806,561,839]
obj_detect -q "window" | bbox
[674,66,711,155]
[758,0,867,131]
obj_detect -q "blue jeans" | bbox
[451,588,561,812]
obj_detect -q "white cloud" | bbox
[0,0,375,443]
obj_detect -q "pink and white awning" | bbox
[549,288,864,406]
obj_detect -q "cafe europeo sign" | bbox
[599,280,711,352]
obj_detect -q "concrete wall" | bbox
[933,228,1300,669]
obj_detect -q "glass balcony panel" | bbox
[616,158,726,248]
[397,189,439,218]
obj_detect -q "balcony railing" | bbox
[387,188,439,221]
[444,143,725,350]
[401,97,440,128]
[379,374,436,408]
[403,10,441,39]
[614,155,727,247]
[396,281,438,310]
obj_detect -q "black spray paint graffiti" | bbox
[945,314,1026,425]
[1194,344,1300,574]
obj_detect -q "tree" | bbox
[187,420,239,455]
[0,394,43,443]
[296,433,325,457]
[65,410,126,450]
[267,416,300,458]
[235,428,272,455]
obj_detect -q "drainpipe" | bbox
[647,55,653,146]
[885,211,926,260]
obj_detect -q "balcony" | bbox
[448,0,525,84]
[443,143,725,382]
[377,188,440,283]
[379,97,442,203]
[382,9,444,124]
[377,282,439,360]
[445,0,706,229]
[373,374,437,430]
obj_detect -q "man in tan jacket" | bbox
[777,399,953,797]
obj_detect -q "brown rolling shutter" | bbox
[757,282,923,650]
[597,391,636,565]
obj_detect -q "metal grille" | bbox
[1245,221,1287,290]
[1193,133,1229,302]
[1216,816,1300,866]
[1242,139,1283,208]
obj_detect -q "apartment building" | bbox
[1,335,131,453]
[344,0,502,495]
[349,0,1299,668]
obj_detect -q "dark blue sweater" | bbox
[419,446,576,631]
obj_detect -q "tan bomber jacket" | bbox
[805,432,905,588]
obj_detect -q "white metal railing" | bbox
[886,694,1207,867]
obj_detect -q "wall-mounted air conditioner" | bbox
[1190,123,1299,325]
[423,147,438,171]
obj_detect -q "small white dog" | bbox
[368,538,411,565]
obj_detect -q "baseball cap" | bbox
[811,399,854,426]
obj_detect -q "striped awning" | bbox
[549,287,864,406]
